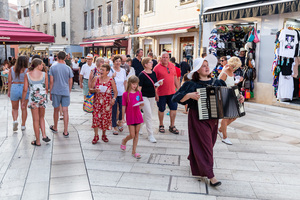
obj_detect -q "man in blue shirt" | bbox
[49,51,74,138]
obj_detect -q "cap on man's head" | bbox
[85,54,93,59]
[240,48,247,52]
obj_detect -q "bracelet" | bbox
[113,98,116,100]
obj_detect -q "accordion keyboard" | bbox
[197,88,209,120]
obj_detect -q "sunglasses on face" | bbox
[220,60,225,62]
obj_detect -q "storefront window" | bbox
[159,44,172,57]
[113,48,118,54]
[120,48,126,55]
[144,44,152,56]
[106,48,112,58]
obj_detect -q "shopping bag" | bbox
[253,28,260,43]
[83,93,94,113]
[247,28,255,42]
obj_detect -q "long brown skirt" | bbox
[188,109,218,179]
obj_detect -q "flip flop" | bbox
[31,140,41,146]
[42,136,51,142]
[132,153,141,159]
[49,125,58,133]
[63,132,69,138]
[120,139,126,150]
[118,126,124,132]
[113,129,119,135]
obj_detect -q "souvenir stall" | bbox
[208,24,258,99]
[272,27,300,103]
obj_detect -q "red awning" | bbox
[0,18,55,44]
[80,37,125,47]
[130,26,195,38]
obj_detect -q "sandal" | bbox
[42,136,51,142]
[31,140,41,146]
[92,135,99,144]
[120,139,126,151]
[159,125,165,133]
[113,128,119,135]
[63,132,69,138]
[169,126,179,134]
[118,126,124,132]
[49,125,58,133]
[132,153,141,159]
[102,135,109,143]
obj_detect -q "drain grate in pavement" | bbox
[168,176,208,195]
[148,153,180,166]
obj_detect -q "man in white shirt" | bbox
[80,54,96,99]
[49,54,54,66]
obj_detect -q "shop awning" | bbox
[49,45,66,51]
[130,26,195,38]
[34,46,49,51]
[80,37,125,47]
[0,18,54,44]
[203,0,299,22]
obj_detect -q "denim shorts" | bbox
[157,94,178,112]
[10,84,29,101]
[52,94,70,108]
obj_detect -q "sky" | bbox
[8,0,18,5]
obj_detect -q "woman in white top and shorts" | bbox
[218,56,242,145]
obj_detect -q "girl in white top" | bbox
[218,56,242,145]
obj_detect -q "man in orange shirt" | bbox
[153,52,180,134]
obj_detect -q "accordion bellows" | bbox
[197,86,245,120]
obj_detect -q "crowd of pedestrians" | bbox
[2,48,248,187]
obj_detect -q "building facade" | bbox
[133,0,200,63]
[17,0,85,57]
[202,0,300,107]
[80,0,140,58]
[0,0,9,63]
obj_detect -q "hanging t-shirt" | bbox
[278,29,298,58]
[277,72,294,100]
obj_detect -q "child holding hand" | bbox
[120,76,144,159]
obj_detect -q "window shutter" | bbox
[61,21,66,37]
[144,0,147,12]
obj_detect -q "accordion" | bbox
[196,86,245,120]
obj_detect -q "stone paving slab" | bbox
[1,87,300,199]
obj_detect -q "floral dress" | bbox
[92,77,113,130]
[27,72,47,109]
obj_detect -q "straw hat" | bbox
[187,54,218,79]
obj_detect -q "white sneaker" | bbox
[13,121,18,131]
[21,126,26,131]
[222,138,232,145]
[148,135,157,143]
[218,131,223,139]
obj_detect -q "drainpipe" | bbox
[131,0,135,57]
[198,0,204,57]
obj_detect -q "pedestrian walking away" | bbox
[172,55,224,187]
[22,58,50,146]
[90,63,117,144]
[153,51,180,134]
[80,54,96,100]
[49,51,74,138]
[121,76,144,159]
[7,56,30,132]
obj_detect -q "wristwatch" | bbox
[113,97,116,100]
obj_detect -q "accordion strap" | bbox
[197,78,217,87]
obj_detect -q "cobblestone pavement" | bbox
[1,86,300,200]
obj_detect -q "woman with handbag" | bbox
[138,57,160,143]
[90,64,117,144]
[218,57,243,145]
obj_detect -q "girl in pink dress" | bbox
[90,64,117,144]
[120,76,144,159]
